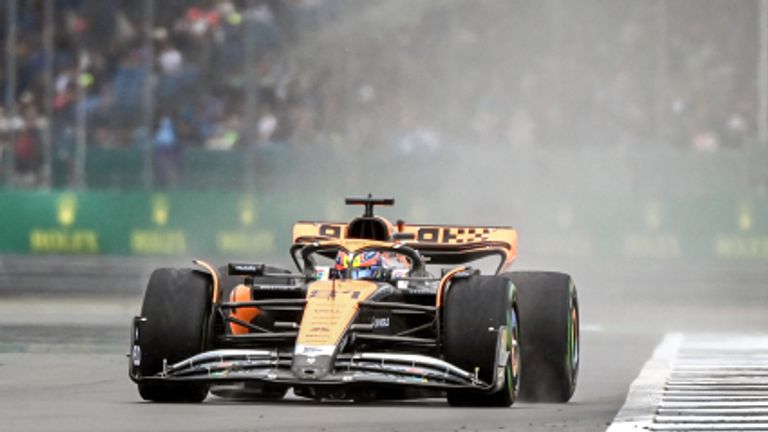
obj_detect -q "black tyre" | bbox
[443,275,520,407]
[501,271,579,403]
[137,268,212,402]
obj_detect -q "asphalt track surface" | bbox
[1,256,767,432]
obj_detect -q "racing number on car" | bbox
[416,228,440,242]
[319,224,342,239]
[308,288,362,300]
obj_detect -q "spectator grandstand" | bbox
[1,0,766,192]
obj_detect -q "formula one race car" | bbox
[129,196,579,406]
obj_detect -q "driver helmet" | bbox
[335,250,385,280]
[335,250,411,281]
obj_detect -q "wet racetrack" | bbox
[1,256,766,432]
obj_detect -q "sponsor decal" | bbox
[216,231,274,254]
[294,344,335,356]
[297,280,378,347]
[622,234,681,258]
[239,197,257,227]
[131,345,141,367]
[29,195,100,253]
[131,229,187,255]
[319,224,343,238]
[254,284,300,291]
[315,266,330,281]
[738,202,752,231]
[714,235,768,259]
[406,287,438,295]
[56,195,77,226]
[151,194,170,227]
[128,194,187,255]
[30,229,100,253]
[644,201,662,232]
[309,288,364,300]
[372,317,390,329]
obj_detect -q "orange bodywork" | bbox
[296,280,378,347]
[219,216,519,340]
[293,221,519,271]
[436,266,467,308]
[228,284,262,335]
[193,259,221,303]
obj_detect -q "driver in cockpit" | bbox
[333,250,410,281]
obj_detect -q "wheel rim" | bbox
[567,295,579,381]
[507,306,520,398]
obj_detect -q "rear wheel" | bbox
[443,275,520,407]
[501,271,579,402]
[137,268,211,402]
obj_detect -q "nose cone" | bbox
[292,280,379,378]
[292,354,333,379]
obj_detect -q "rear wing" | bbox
[292,221,518,271]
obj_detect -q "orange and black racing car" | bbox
[129,196,579,406]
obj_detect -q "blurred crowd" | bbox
[0,0,332,186]
[0,0,764,188]
[314,0,761,154]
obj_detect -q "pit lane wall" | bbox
[0,190,767,261]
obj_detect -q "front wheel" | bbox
[442,275,520,407]
[136,268,212,402]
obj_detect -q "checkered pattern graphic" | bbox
[452,228,492,243]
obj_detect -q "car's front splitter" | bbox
[130,348,492,391]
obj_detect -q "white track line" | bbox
[664,395,768,401]
[672,366,768,370]
[655,415,768,423]
[658,408,768,415]
[607,333,768,432]
[668,378,768,383]
[651,424,768,431]
[661,401,768,408]
[606,333,683,432]
[672,372,768,376]
[665,385,768,391]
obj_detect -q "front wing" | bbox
[131,349,484,389]
[129,321,509,392]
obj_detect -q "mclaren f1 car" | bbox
[129,196,579,406]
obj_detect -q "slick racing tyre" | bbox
[443,275,520,407]
[501,271,579,402]
[137,268,212,403]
